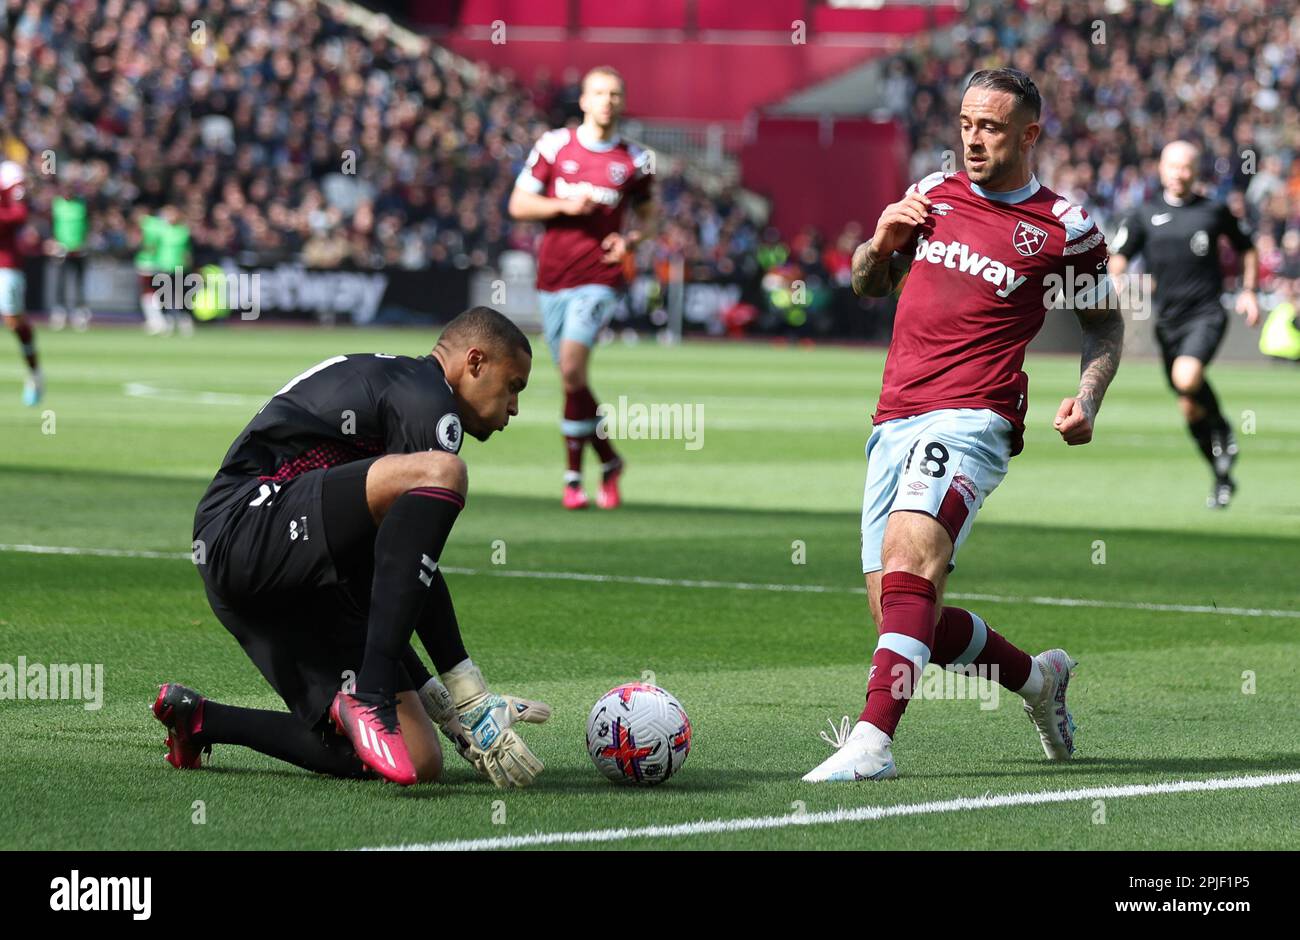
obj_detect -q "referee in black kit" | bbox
[1109,140,1259,509]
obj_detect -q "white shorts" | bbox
[0,268,25,316]
[861,408,1014,574]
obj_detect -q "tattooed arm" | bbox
[1054,303,1124,445]
[1077,303,1124,419]
[851,242,913,297]
[852,190,931,297]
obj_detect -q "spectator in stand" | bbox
[2,0,1295,314]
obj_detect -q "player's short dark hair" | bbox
[437,306,532,359]
[965,68,1041,122]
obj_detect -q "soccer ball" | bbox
[586,682,691,786]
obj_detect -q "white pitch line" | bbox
[442,566,845,594]
[0,543,191,560]
[362,772,1300,851]
[943,590,1300,620]
[2,543,1298,619]
[122,382,264,407]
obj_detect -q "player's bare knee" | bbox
[880,545,946,584]
[366,453,467,521]
[881,554,925,579]
[410,450,468,496]
[865,572,884,628]
[416,746,443,784]
[560,364,586,392]
[1170,361,1203,395]
[880,540,930,579]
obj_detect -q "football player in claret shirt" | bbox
[153,308,552,788]
[804,69,1125,783]
[1109,141,1258,509]
[0,158,42,405]
[509,65,656,511]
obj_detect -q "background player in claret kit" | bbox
[1108,141,1258,509]
[0,158,42,406]
[508,66,656,511]
[804,69,1125,783]
[153,307,552,788]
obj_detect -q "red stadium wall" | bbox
[578,0,689,30]
[440,38,878,122]
[412,0,960,32]
[740,116,907,241]
[421,2,960,122]
[696,0,805,31]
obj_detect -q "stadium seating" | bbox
[2,0,1296,322]
[1,0,758,282]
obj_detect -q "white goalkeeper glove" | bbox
[419,661,551,787]
[417,673,552,744]
[417,674,474,761]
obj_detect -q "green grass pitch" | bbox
[1,326,1298,850]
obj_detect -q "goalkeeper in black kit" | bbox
[152,306,550,787]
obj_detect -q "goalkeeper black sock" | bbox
[413,569,469,674]
[402,646,434,689]
[196,703,369,778]
[358,486,464,698]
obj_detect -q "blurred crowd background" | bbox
[1,0,762,277]
[891,0,1300,289]
[1,0,1297,335]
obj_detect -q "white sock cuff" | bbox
[1018,658,1044,698]
[952,610,989,667]
[876,632,932,671]
[853,720,892,748]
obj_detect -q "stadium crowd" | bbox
[1,0,1297,304]
[887,0,1300,290]
[0,0,761,278]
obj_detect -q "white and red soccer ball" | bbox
[586,682,691,786]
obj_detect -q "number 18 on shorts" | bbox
[860,408,1014,573]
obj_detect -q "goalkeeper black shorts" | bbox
[192,457,417,725]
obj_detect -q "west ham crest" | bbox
[608,162,629,185]
[1012,220,1047,257]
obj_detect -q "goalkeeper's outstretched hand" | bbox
[421,661,551,788]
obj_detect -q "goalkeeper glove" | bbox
[417,674,473,763]
[421,661,551,787]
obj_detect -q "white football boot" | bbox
[1022,649,1078,760]
[801,717,897,782]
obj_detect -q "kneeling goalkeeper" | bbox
[152,306,548,787]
